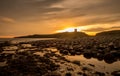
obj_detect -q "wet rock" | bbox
[72,60,81,66]
[65,72,72,76]
[104,53,117,64]
[16,51,30,56]
[0,47,3,53]
[83,73,87,76]
[91,52,98,58]
[86,45,92,49]
[108,42,114,50]
[88,64,95,67]
[0,50,60,76]
[45,71,61,76]
[110,51,120,59]
[111,70,120,76]
[69,50,76,56]
[6,54,14,60]
[0,54,6,62]
[96,53,104,61]
[60,61,65,64]
[67,67,74,71]
[54,59,60,63]
[77,72,83,75]
[76,52,82,55]
[59,68,65,73]
[2,51,16,54]
[82,67,91,71]
[44,53,54,58]
[56,55,67,61]
[3,46,18,51]
[0,41,11,47]
[83,52,92,59]
[60,50,69,55]
[95,71,105,76]
[20,44,32,48]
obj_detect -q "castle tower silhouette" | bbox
[74,29,77,32]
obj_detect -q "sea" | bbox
[0,38,56,43]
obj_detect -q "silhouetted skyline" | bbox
[0,0,120,38]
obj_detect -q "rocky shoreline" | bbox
[0,36,120,76]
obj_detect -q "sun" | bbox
[56,27,81,33]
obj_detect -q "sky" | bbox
[0,0,120,37]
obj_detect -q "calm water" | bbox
[0,38,56,43]
[66,55,120,73]
[49,48,120,75]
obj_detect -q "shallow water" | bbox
[1,44,120,74]
[66,55,120,73]
[48,48,120,75]
[0,38,56,44]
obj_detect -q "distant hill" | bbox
[15,32,88,38]
[96,30,120,36]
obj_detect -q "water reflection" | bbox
[48,48,120,74]
[65,55,120,74]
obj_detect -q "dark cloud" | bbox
[84,0,120,15]
[31,0,65,7]
[0,0,120,24]
[65,0,120,25]
[79,14,120,26]
[0,0,65,19]
[0,0,120,37]
[71,0,120,15]
[83,26,120,32]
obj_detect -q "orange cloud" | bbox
[0,17,15,23]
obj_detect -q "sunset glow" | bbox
[0,1,120,76]
[0,0,120,38]
[56,27,81,33]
